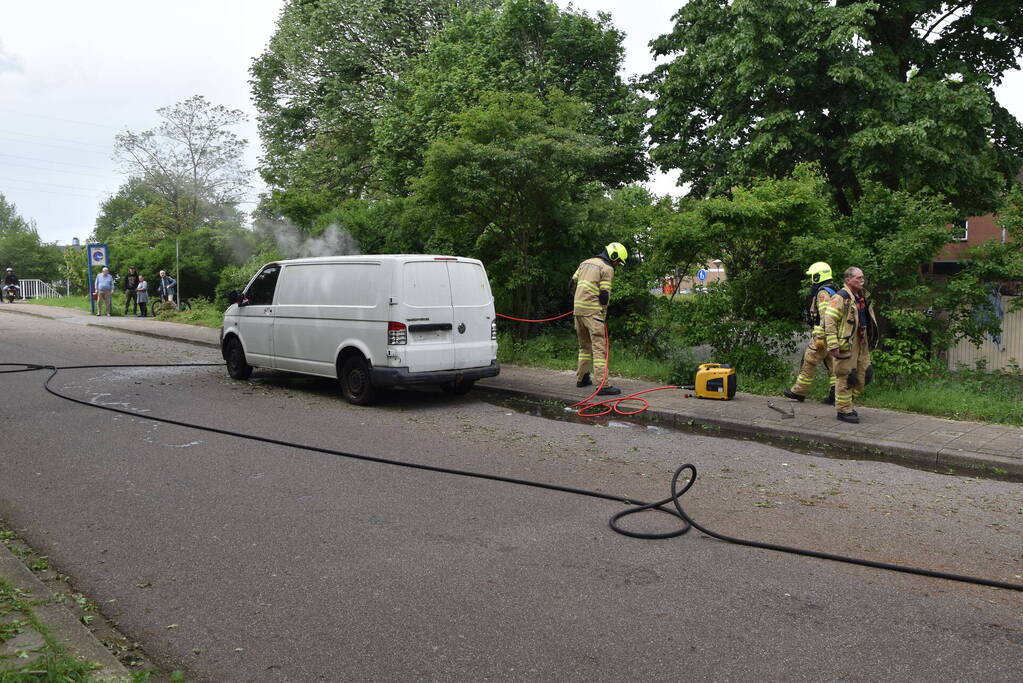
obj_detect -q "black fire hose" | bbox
[4,362,1022,593]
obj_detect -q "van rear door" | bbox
[447,260,496,370]
[401,260,456,372]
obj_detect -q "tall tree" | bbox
[0,193,62,279]
[93,178,165,243]
[375,0,647,196]
[646,0,1023,216]
[250,0,502,224]
[412,91,621,317]
[114,95,250,236]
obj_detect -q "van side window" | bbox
[245,265,281,306]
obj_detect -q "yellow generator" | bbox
[694,363,736,400]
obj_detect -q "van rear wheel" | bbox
[225,338,252,380]
[340,356,377,406]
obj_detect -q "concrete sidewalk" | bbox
[2,300,1022,676]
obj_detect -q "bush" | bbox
[153,296,223,328]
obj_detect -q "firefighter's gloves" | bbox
[599,290,609,306]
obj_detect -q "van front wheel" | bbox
[339,356,377,406]
[225,338,252,380]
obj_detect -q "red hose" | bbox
[498,310,679,416]
[569,321,678,417]
[496,311,574,323]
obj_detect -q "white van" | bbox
[220,255,500,404]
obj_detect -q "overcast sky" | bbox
[2,1,1021,245]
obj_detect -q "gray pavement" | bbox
[2,300,1022,676]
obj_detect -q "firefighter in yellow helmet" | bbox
[572,242,627,395]
[784,262,839,404]
[823,266,879,423]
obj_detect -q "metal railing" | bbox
[7,279,63,299]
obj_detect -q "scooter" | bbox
[2,284,20,303]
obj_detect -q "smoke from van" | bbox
[255,217,362,258]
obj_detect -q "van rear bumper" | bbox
[370,361,500,388]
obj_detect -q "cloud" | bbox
[0,40,25,74]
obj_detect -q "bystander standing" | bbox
[94,267,114,316]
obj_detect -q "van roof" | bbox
[272,255,481,266]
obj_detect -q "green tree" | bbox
[93,178,165,243]
[93,178,255,301]
[114,95,250,237]
[0,193,62,280]
[410,91,623,318]
[375,0,647,196]
[60,245,88,297]
[650,166,840,323]
[646,0,1023,216]
[250,0,502,225]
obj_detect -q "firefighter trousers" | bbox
[789,337,836,397]
[833,336,871,414]
[575,314,607,383]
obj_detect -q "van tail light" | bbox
[388,321,407,345]
[491,319,497,340]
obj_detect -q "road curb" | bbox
[0,542,130,679]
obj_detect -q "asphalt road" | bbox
[1,312,1021,682]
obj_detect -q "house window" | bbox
[951,219,968,241]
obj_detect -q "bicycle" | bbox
[151,296,191,316]
[151,297,177,316]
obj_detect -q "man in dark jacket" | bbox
[123,267,140,315]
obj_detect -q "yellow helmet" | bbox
[605,242,628,265]
[805,261,832,284]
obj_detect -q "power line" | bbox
[0,129,111,151]
[0,185,104,200]
[0,151,118,172]
[1,161,119,180]
[0,135,114,156]
[0,108,122,130]
[0,175,114,193]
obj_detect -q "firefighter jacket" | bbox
[807,282,838,339]
[571,257,614,318]
[823,285,879,353]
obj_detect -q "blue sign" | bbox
[88,244,108,267]
[697,268,707,282]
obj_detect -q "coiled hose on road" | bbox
[3,361,1022,593]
